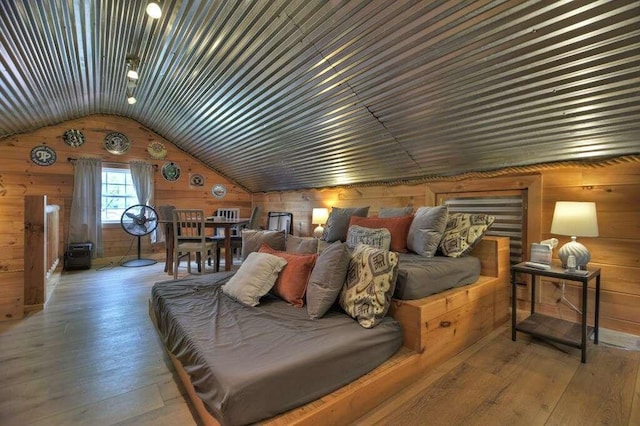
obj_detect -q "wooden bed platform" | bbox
[150,236,510,425]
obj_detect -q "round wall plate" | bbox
[190,173,204,187]
[147,140,167,159]
[30,145,57,166]
[63,129,85,147]
[162,161,181,181]
[211,184,227,199]
[104,132,131,154]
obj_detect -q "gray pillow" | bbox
[407,205,448,257]
[322,206,370,242]
[241,229,286,259]
[222,252,287,306]
[306,241,351,319]
[378,206,414,217]
[285,235,318,254]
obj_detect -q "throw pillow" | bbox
[306,241,351,319]
[322,206,370,242]
[407,205,449,257]
[378,206,414,217]
[339,244,399,328]
[240,229,286,259]
[285,235,318,254]
[349,215,413,252]
[345,225,391,251]
[259,244,318,307]
[439,213,495,257]
[221,252,287,306]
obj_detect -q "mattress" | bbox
[393,254,481,300]
[151,273,402,426]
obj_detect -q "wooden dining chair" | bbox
[214,208,241,237]
[214,206,259,269]
[156,205,176,274]
[172,209,218,279]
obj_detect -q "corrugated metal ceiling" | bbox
[1,0,639,192]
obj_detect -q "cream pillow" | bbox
[345,225,391,251]
[222,252,287,306]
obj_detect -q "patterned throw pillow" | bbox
[345,225,391,251]
[339,244,399,329]
[439,213,495,257]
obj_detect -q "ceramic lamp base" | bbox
[558,236,591,269]
[313,225,324,239]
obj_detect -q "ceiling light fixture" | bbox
[127,92,137,105]
[126,56,140,80]
[146,2,162,19]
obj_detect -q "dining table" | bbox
[160,217,250,275]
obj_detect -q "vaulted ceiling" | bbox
[1,0,639,192]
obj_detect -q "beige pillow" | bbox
[240,229,286,259]
[221,252,287,306]
[339,244,399,328]
[286,235,318,254]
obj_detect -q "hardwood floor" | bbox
[1,262,638,425]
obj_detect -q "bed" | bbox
[150,235,510,425]
[151,273,402,425]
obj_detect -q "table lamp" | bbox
[550,201,599,269]
[312,208,329,238]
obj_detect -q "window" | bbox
[101,167,138,223]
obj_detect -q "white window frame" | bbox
[101,166,138,224]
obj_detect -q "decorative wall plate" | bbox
[63,129,85,147]
[189,173,204,187]
[30,145,57,166]
[104,132,130,155]
[162,161,181,181]
[147,141,167,159]
[211,184,227,199]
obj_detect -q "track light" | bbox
[126,56,139,80]
[146,2,162,19]
[127,93,137,105]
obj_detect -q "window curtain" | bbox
[68,157,103,258]
[129,161,157,242]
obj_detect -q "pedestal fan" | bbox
[120,204,158,267]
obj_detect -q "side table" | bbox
[511,263,601,363]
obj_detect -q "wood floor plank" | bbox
[630,362,640,425]
[546,345,640,426]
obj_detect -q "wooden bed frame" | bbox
[150,235,510,425]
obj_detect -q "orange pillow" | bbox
[258,243,318,307]
[348,215,413,252]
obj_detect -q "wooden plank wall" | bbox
[253,159,640,336]
[0,114,251,321]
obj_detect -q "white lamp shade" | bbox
[311,208,329,225]
[550,201,599,237]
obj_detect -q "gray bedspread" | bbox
[394,254,481,300]
[151,273,402,426]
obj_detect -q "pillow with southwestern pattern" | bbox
[407,205,448,257]
[306,241,351,319]
[322,206,370,242]
[259,244,318,307]
[339,244,399,329]
[345,225,391,251]
[221,252,287,307]
[349,215,413,252]
[439,213,495,258]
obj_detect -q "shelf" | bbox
[516,313,594,349]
